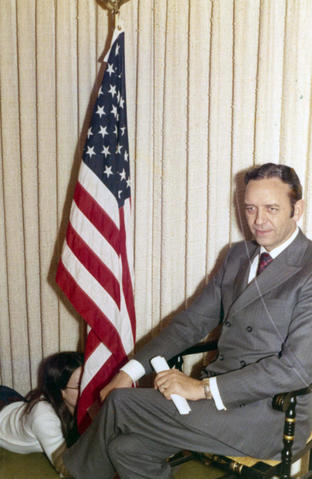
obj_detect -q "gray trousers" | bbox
[63,387,284,479]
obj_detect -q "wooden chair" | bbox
[168,342,312,479]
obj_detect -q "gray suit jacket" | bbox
[134,229,312,457]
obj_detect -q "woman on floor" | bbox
[0,351,83,478]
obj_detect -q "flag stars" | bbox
[98,86,103,97]
[115,43,120,56]
[102,145,111,158]
[104,165,113,178]
[119,168,126,181]
[87,127,93,138]
[113,125,118,136]
[108,84,117,98]
[111,105,118,118]
[117,91,124,109]
[96,105,105,118]
[124,150,129,162]
[126,178,131,188]
[120,127,126,136]
[115,143,123,154]
[106,63,114,76]
[86,146,96,159]
[99,125,108,138]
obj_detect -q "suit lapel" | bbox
[228,230,309,316]
[230,262,300,315]
[232,244,259,300]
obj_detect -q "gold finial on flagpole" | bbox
[101,0,130,29]
[104,0,120,14]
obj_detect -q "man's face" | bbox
[244,177,303,251]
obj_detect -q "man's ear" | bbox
[293,199,304,221]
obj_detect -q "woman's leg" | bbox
[0,385,25,411]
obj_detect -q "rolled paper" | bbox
[151,356,191,415]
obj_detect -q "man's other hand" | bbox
[154,369,205,401]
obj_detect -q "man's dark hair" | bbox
[244,163,302,215]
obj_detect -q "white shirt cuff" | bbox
[120,359,146,382]
[209,377,226,410]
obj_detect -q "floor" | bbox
[173,459,226,478]
[0,448,226,479]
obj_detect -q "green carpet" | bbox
[0,447,225,478]
[0,448,59,478]
[173,460,226,478]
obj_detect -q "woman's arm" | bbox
[52,442,74,478]
[30,401,73,476]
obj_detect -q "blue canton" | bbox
[83,32,130,208]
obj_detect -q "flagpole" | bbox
[114,10,121,30]
[101,0,129,28]
[111,0,120,29]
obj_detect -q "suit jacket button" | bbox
[224,321,231,327]
[240,360,246,368]
[219,354,224,360]
[246,326,252,332]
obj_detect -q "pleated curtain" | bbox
[1,0,311,393]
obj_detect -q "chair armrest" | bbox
[168,340,218,370]
[272,385,312,412]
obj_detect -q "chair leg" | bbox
[280,396,297,479]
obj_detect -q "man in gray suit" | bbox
[64,163,312,479]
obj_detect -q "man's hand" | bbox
[99,370,133,402]
[154,369,205,401]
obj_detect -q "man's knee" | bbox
[108,434,174,479]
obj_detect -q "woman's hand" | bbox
[99,371,133,402]
[154,369,205,401]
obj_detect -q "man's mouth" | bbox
[254,229,272,235]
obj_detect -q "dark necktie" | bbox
[257,252,273,276]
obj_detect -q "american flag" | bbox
[56,28,136,432]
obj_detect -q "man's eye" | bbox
[245,207,255,214]
[269,207,278,213]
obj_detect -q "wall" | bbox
[1,0,312,393]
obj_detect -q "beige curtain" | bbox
[1,0,312,394]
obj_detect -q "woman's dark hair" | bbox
[244,163,302,216]
[24,351,84,446]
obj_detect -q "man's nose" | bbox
[255,209,266,224]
